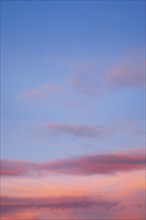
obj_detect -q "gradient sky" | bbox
[1,1,145,220]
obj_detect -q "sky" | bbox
[1,0,145,220]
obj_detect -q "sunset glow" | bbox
[1,1,145,219]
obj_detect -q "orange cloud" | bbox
[1,169,145,219]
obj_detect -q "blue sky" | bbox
[1,0,145,161]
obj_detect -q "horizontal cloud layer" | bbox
[1,149,145,177]
[1,195,119,217]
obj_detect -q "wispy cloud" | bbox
[17,82,63,101]
[106,63,145,88]
[65,51,145,97]
[65,64,102,96]
[114,119,145,138]
[16,50,145,105]
[105,51,146,89]
[1,149,145,177]
[46,120,145,140]
[46,122,113,139]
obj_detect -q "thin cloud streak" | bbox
[17,82,63,101]
[46,122,113,138]
[1,149,145,177]
[46,120,145,140]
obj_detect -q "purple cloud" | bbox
[1,195,119,217]
[1,149,145,177]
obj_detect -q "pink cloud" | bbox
[106,56,145,89]
[65,51,145,97]
[46,122,113,138]
[1,149,145,177]
[17,82,63,101]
